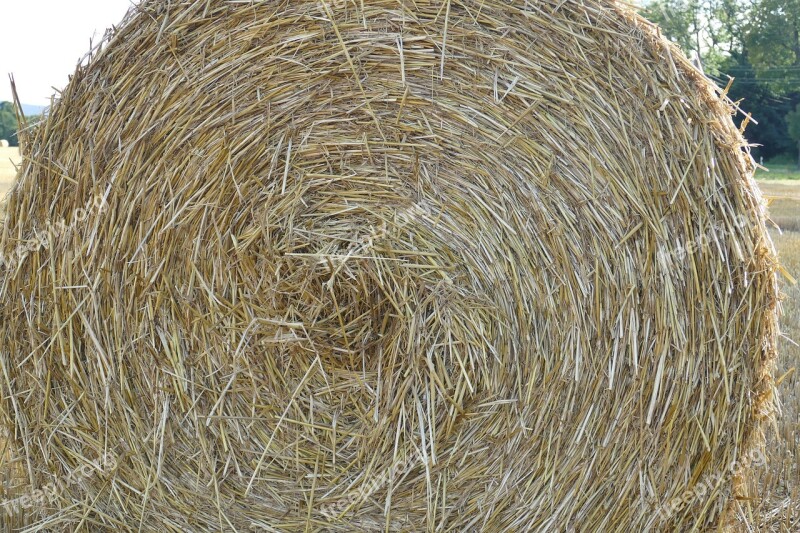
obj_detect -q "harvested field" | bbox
[739,179,800,532]
[0,147,19,199]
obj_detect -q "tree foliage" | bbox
[641,0,754,73]
[786,102,800,166]
[640,0,800,161]
[788,104,800,140]
[0,102,18,147]
[747,0,800,72]
[722,53,800,160]
[0,102,42,148]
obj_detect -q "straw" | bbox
[0,1,779,531]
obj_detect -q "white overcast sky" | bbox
[0,0,134,106]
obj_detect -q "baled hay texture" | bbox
[0,0,779,531]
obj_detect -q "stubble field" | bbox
[0,147,17,200]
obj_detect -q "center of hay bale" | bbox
[280,252,400,370]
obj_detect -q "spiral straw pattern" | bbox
[0,1,778,531]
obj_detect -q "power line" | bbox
[715,79,800,83]
[723,64,800,69]
[710,74,800,82]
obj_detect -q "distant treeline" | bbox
[0,102,42,148]
[641,0,800,164]
[0,102,21,147]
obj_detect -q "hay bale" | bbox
[0,0,778,530]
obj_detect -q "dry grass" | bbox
[758,180,800,233]
[0,1,781,531]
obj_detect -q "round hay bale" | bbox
[0,139,9,148]
[0,1,778,530]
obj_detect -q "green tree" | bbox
[0,102,18,146]
[712,0,754,53]
[0,102,42,147]
[787,103,800,168]
[640,0,753,73]
[746,0,800,91]
[719,53,800,161]
[642,0,703,55]
[640,0,800,162]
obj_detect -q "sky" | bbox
[0,0,134,107]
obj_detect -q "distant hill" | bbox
[0,102,46,117]
[20,104,46,117]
